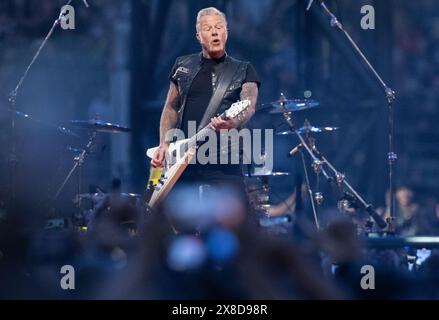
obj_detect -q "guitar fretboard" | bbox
[186,112,226,149]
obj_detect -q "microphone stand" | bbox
[6,0,83,208]
[282,108,321,230]
[294,127,388,230]
[315,0,396,230]
[282,100,387,229]
[54,130,97,201]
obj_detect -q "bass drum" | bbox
[79,192,142,237]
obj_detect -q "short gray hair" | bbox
[196,7,227,32]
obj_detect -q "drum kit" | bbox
[66,96,332,234]
[247,95,334,232]
[243,0,397,234]
[53,118,131,200]
[5,0,393,237]
[11,109,136,232]
[246,93,387,234]
[10,91,386,236]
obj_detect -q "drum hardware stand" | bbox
[294,126,388,230]
[315,0,396,232]
[281,107,321,230]
[6,0,88,209]
[281,104,387,229]
[301,122,324,207]
[55,130,97,203]
[299,149,320,230]
[308,136,324,207]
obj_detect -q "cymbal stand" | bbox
[281,108,321,229]
[298,149,320,230]
[55,130,97,201]
[294,127,388,230]
[304,128,324,208]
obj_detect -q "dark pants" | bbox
[163,164,251,233]
[179,164,247,200]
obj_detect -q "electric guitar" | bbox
[145,99,251,207]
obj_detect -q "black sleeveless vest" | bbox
[170,52,250,129]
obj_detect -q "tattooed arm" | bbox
[238,81,258,126]
[210,81,259,130]
[151,82,180,167]
[159,82,180,145]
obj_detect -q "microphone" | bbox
[287,144,302,157]
[66,146,85,153]
[366,205,388,229]
[341,192,387,229]
[306,0,323,11]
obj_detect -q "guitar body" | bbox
[145,143,196,207]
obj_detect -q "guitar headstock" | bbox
[225,99,251,120]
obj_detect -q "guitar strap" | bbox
[197,60,243,131]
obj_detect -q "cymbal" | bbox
[69,119,131,133]
[76,192,141,198]
[74,192,141,203]
[14,110,79,137]
[259,214,292,227]
[244,171,292,177]
[276,126,339,135]
[65,146,85,153]
[268,99,319,113]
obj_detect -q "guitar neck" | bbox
[187,111,227,148]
